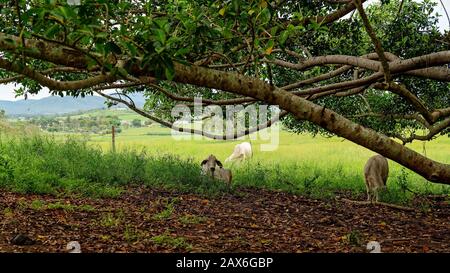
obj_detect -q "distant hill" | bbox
[0,93,146,117]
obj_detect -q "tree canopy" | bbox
[0,0,450,184]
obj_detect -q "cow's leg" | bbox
[365,184,371,202]
[373,186,381,203]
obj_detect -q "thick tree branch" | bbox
[94,80,259,106]
[0,33,92,70]
[147,83,256,106]
[270,52,450,81]
[431,107,450,122]
[1,32,449,82]
[93,81,152,91]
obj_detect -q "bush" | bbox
[0,136,229,198]
[131,119,142,127]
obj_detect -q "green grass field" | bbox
[3,109,450,203]
[74,120,450,201]
[86,122,449,168]
[68,108,149,122]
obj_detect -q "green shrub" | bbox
[0,136,232,197]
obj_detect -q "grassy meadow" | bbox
[1,109,450,204]
[62,113,450,202]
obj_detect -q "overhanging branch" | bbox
[0,57,115,90]
[95,90,288,140]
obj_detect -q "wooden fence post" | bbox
[112,125,116,153]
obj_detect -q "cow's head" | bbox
[201,154,223,177]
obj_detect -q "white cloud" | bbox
[0,83,51,101]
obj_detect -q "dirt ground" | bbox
[0,187,448,253]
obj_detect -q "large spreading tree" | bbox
[0,0,450,184]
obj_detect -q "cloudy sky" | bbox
[0,0,448,101]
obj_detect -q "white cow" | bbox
[200,154,233,186]
[224,142,252,164]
